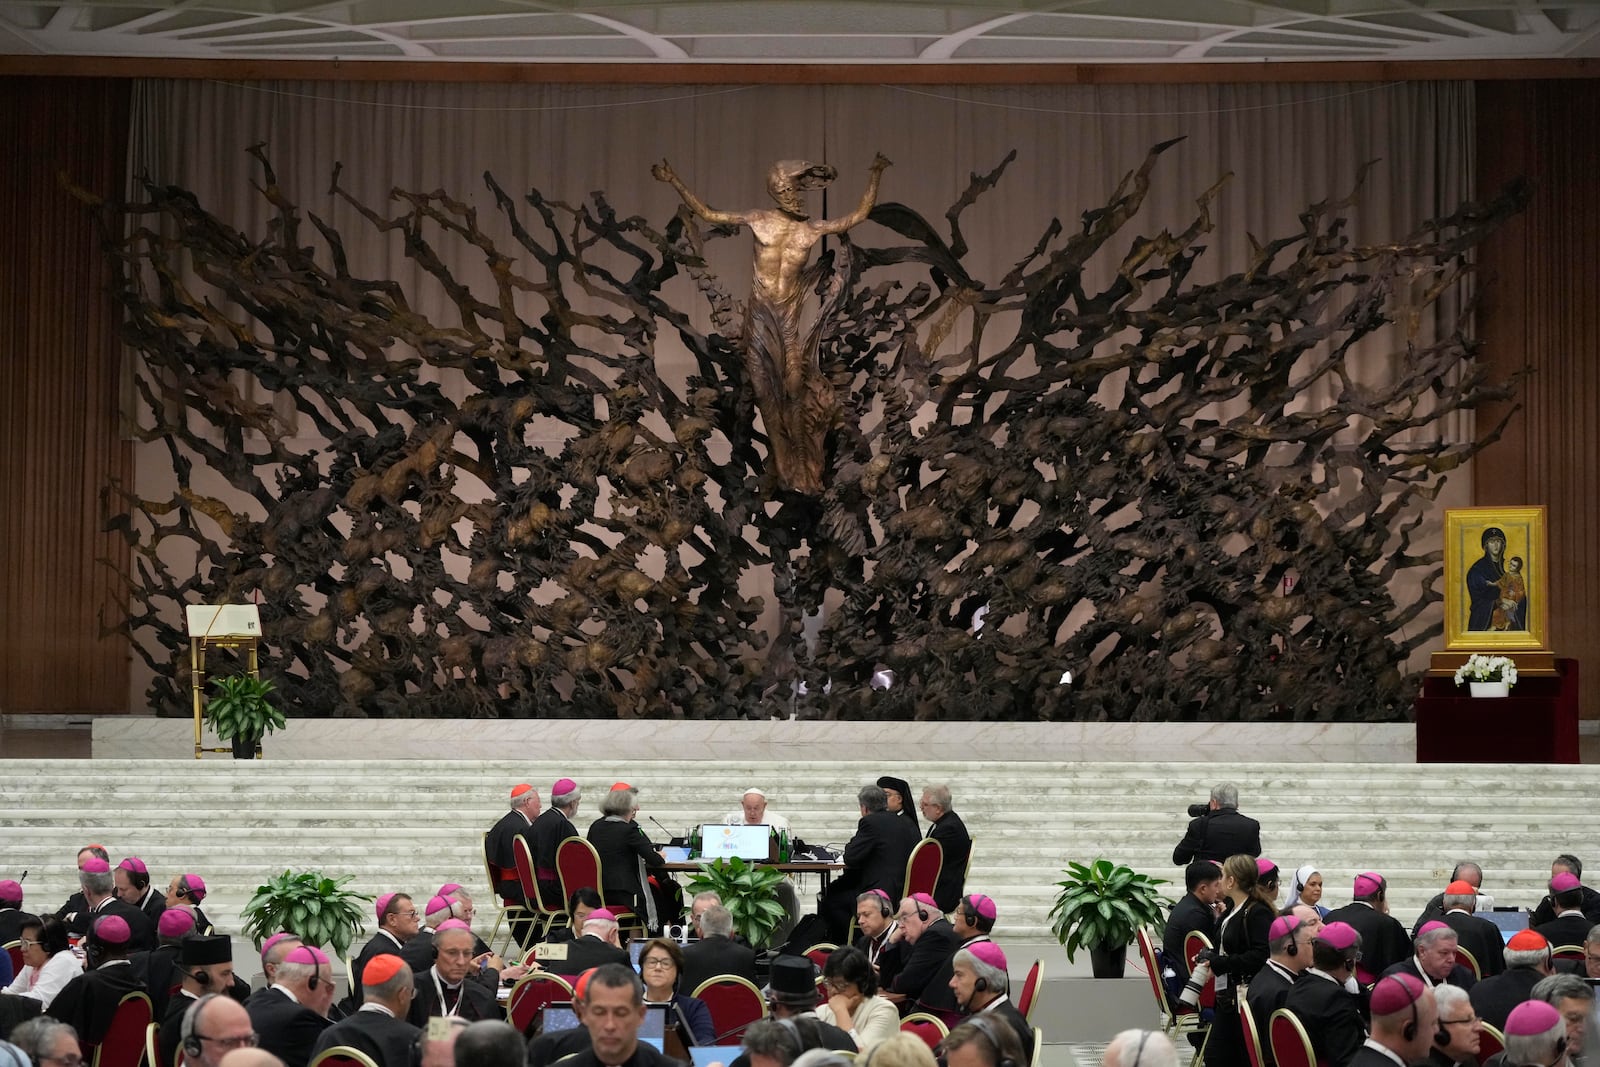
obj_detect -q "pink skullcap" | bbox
[1552,872,1582,893]
[1417,921,1452,938]
[286,945,328,966]
[261,932,300,959]
[0,880,22,903]
[362,954,407,985]
[966,940,1008,972]
[1508,930,1549,952]
[1269,915,1302,941]
[869,889,892,903]
[180,874,207,900]
[586,908,616,923]
[81,857,111,874]
[965,894,997,921]
[93,915,131,945]
[118,857,148,875]
[1317,921,1360,951]
[553,778,578,796]
[1353,872,1385,896]
[1370,973,1426,1015]
[510,783,534,799]
[158,909,196,937]
[438,883,463,897]
[1257,858,1279,877]
[610,782,633,791]
[376,892,399,920]
[434,919,471,932]
[910,893,940,911]
[1506,1000,1563,1036]
[1446,880,1477,896]
[426,895,455,917]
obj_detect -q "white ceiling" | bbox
[1,1,1598,64]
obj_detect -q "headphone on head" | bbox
[182,966,213,989]
[962,1014,1020,1067]
[180,993,221,1057]
[912,898,931,922]
[1378,975,1435,1045]
[868,892,893,918]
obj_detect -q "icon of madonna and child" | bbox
[1466,525,1528,631]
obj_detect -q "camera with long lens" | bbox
[1186,803,1210,818]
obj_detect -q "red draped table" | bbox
[1415,657,1579,763]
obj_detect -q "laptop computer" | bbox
[662,845,693,863]
[700,823,771,861]
[1480,909,1532,944]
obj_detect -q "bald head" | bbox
[218,1053,285,1067]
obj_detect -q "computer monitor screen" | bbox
[700,823,770,860]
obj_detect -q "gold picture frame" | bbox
[1443,505,1549,652]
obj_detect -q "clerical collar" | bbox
[1361,1038,1407,1067]
[431,968,464,1015]
[271,982,300,1004]
[359,1003,396,1017]
[378,929,403,947]
[1307,968,1342,986]
[1264,960,1297,981]
[1410,957,1438,987]
[979,994,1013,1012]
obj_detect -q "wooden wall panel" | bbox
[1475,80,1600,717]
[0,77,132,714]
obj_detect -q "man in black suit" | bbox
[405,924,501,1025]
[0,880,32,947]
[1324,871,1411,985]
[46,914,149,1046]
[1535,873,1594,949]
[113,858,167,927]
[920,893,998,1019]
[311,953,420,1067]
[1414,862,1489,934]
[61,857,156,951]
[156,933,238,1067]
[483,782,541,941]
[1436,879,1506,978]
[919,784,972,913]
[179,994,260,1067]
[1284,921,1366,1067]
[245,944,334,1067]
[680,903,757,992]
[529,777,582,909]
[164,873,214,934]
[1171,783,1261,866]
[1383,922,1476,991]
[1352,974,1438,1067]
[884,894,958,1016]
[949,941,1033,1064]
[541,910,631,978]
[128,907,198,1020]
[1162,860,1223,999]
[1531,855,1600,927]
[820,784,921,942]
[1430,983,1482,1067]
[347,891,421,1009]
[559,963,683,1067]
[54,844,109,930]
[1471,929,1555,1030]
[1247,915,1312,1067]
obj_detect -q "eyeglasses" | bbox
[397,910,420,919]
[825,978,854,992]
[195,1033,259,1050]
[19,938,41,948]
[642,958,675,969]
[1441,1017,1481,1027]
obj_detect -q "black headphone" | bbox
[867,892,893,918]
[180,993,221,1057]
[307,966,320,991]
[962,1014,1020,1067]
[182,967,213,989]
[913,900,931,922]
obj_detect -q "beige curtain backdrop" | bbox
[118,78,1477,712]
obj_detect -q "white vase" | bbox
[1469,681,1510,698]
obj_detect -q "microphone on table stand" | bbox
[650,816,687,847]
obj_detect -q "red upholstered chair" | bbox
[556,836,643,936]
[1268,1008,1319,1067]
[1553,944,1585,961]
[89,990,153,1067]
[1455,945,1481,980]
[1134,927,1208,1055]
[1016,958,1043,1022]
[310,1049,382,1067]
[2,941,20,976]
[1240,998,1266,1067]
[144,1023,163,1067]
[506,971,576,1034]
[903,839,943,901]
[1479,1022,1506,1061]
[900,1012,950,1049]
[802,942,838,970]
[1183,931,1216,1010]
[483,829,529,953]
[691,974,768,1044]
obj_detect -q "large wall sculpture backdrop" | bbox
[109,80,1519,722]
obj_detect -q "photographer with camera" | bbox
[1172,783,1262,866]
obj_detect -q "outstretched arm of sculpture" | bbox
[815,153,892,235]
[652,159,749,227]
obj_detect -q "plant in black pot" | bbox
[206,674,285,759]
[1049,858,1170,978]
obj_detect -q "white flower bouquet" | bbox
[1453,654,1518,688]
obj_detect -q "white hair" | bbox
[1104,1030,1178,1067]
[953,947,1008,994]
[1504,1017,1566,1067]
[1210,783,1239,808]
[1416,926,1458,951]
[1434,984,1471,1016]
[1442,892,1476,912]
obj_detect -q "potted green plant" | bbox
[1453,654,1518,698]
[682,857,789,949]
[206,674,286,759]
[1049,859,1170,979]
[240,869,373,959]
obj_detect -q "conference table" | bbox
[663,858,846,893]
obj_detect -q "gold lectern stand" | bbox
[185,603,263,760]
